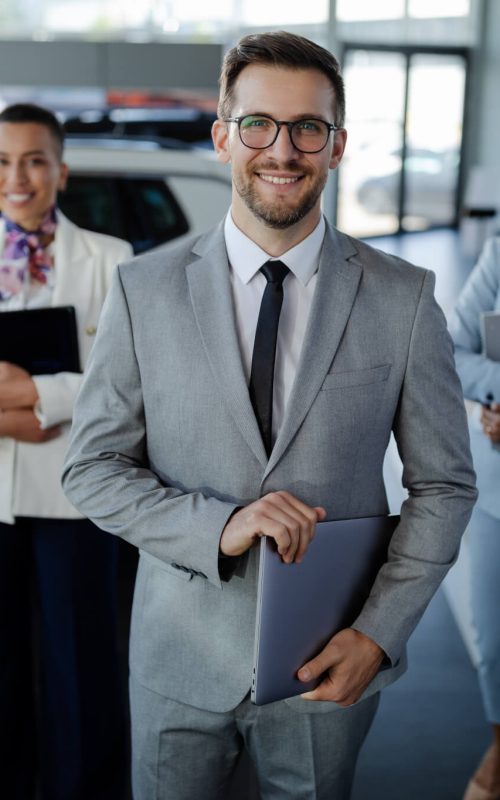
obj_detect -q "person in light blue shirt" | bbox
[450,236,500,800]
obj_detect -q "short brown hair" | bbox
[218,31,345,126]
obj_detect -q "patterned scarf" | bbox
[0,206,57,300]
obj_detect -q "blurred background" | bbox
[1,0,499,255]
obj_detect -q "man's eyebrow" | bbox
[0,149,47,156]
[240,112,331,122]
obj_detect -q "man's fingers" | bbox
[220,491,326,560]
[298,660,358,706]
[264,513,308,563]
[258,492,322,563]
[299,630,385,705]
[298,642,337,683]
[269,493,326,562]
[300,682,357,707]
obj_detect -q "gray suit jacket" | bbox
[449,236,500,520]
[62,221,477,713]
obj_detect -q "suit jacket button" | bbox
[85,325,97,336]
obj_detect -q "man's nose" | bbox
[268,124,299,159]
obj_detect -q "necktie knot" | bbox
[260,260,289,286]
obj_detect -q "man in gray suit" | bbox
[63,31,477,800]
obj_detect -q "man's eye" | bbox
[296,120,322,133]
[242,117,272,129]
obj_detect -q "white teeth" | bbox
[260,175,299,185]
[7,193,31,202]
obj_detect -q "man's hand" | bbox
[220,491,326,563]
[298,628,385,706]
[0,361,39,410]
[481,402,500,444]
[0,409,60,443]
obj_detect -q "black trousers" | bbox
[0,517,127,800]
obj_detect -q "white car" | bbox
[59,138,232,253]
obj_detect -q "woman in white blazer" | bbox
[450,236,500,800]
[0,104,132,800]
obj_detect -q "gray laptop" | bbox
[251,514,400,705]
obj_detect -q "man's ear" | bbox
[329,127,347,171]
[212,119,231,164]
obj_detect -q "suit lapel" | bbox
[52,213,94,310]
[187,227,268,468]
[264,227,362,477]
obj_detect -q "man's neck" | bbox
[231,204,322,257]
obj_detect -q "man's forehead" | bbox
[231,64,335,114]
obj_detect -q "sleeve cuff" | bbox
[32,372,83,428]
[218,553,241,582]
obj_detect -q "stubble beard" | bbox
[233,163,327,230]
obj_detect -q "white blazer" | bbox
[0,212,132,523]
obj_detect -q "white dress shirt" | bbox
[224,211,325,443]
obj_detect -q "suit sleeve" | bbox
[352,269,477,664]
[62,266,237,589]
[448,236,500,401]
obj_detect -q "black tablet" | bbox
[0,305,80,374]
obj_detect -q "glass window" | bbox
[337,0,470,21]
[403,54,465,230]
[408,0,470,18]
[241,0,328,26]
[336,0,479,46]
[336,50,406,237]
[336,48,467,238]
[336,0,405,22]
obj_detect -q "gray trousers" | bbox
[130,675,379,800]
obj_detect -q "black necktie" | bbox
[249,260,290,456]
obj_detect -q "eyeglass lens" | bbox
[239,115,330,152]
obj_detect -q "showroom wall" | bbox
[0,40,222,90]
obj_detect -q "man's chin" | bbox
[235,175,324,231]
[243,191,310,229]
[253,207,308,229]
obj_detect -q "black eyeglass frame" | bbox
[224,114,342,154]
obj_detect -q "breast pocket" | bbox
[320,363,391,391]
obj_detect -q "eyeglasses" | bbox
[224,114,341,154]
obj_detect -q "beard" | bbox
[233,160,327,229]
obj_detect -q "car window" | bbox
[59,175,189,254]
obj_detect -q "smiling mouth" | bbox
[257,173,302,185]
[5,193,33,203]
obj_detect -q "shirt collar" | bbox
[224,211,325,287]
